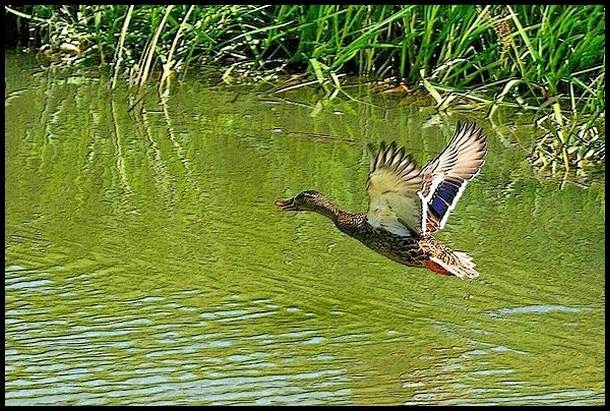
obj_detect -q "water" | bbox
[5,53,605,405]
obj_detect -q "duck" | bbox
[274,121,487,279]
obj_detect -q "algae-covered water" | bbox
[5,53,605,405]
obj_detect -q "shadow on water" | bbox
[4,53,605,405]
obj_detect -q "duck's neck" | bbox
[312,198,342,222]
[312,199,364,234]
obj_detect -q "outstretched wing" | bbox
[366,142,424,236]
[419,122,487,233]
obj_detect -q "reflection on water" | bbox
[5,53,605,405]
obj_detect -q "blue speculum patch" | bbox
[430,181,461,218]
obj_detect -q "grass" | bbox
[5,4,605,172]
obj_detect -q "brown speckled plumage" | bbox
[334,211,426,267]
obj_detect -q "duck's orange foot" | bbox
[426,260,451,276]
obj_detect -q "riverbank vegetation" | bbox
[5,5,605,172]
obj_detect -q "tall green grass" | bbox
[5,4,605,171]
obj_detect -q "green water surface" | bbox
[4,54,605,405]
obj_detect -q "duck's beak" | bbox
[274,197,298,211]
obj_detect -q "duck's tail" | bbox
[427,249,479,280]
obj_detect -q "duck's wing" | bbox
[366,142,424,236]
[419,122,487,233]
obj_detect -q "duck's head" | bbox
[274,190,326,212]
